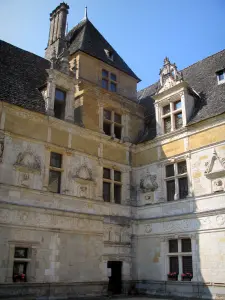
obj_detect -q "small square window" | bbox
[166,164,174,177]
[110,82,117,92]
[110,73,117,81]
[114,113,121,124]
[217,70,225,81]
[174,100,182,110]
[104,109,111,120]
[14,247,28,258]
[114,170,121,182]
[102,78,108,90]
[182,239,192,252]
[55,89,66,102]
[102,69,109,78]
[169,240,178,253]
[50,152,62,168]
[103,168,111,179]
[177,161,187,174]
[163,104,170,115]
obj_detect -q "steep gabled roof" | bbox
[137,49,225,143]
[0,40,50,113]
[66,18,140,81]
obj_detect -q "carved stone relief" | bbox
[140,173,158,193]
[76,164,92,181]
[14,148,41,174]
[204,149,225,179]
[104,226,131,244]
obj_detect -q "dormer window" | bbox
[101,69,117,92]
[217,70,225,84]
[54,88,66,120]
[105,49,114,61]
[162,100,183,134]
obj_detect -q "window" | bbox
[165,161,188,201]
[13,247,30,282]
[162,100,183,133]
[168,238,193,281]
[48,152,63,193]
[101,69,117,92]
[103,168,122,204]
[103,109,122,139]
[54,88,66,120]
[217,70,225,84]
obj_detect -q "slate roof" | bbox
[66,18,140,81]
[137,49,225,143]
[0,40,50,114]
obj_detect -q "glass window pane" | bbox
[114,184,121,204]
[182,239,192,252]
[103,182,111,202]
[174,100,182,110]
[110,73,117,81]
[114,125,122,139]
[102,79,108,89]
[54,99,65,120]
[166,164,174,177]
[218,70,224,81]
[114,113,121,124]
[13,262,27,282]
[14,248,28,258]
[55,89,66,101]
[169,240,178,253]
[110,82,117,92]
[177,161,187,174]
[169,256,179,273]
[114,170,121,182]
[163,104,170,115]
[167,180,175,201]
[175,113,183,129]
[48,170,61,193]
[103,168,111,179]
[103,122,111,136]
[164,116,171,133]
[179,177,188,199]
[104,109,111,120]
[102,69,109,78]
[50,152,62,168]
[182,256,193,274]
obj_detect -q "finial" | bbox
[84,6,88,20]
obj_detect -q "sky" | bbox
[0,0,225,90]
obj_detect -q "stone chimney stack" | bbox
[45,2,69,60]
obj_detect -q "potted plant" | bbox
[13,273,26,282]
[181,272,193,281]
[167,272,178,281]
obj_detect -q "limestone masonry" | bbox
[0,2,225,299]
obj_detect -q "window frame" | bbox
[48,152,63,194]
[101,69,117,92]
[103,109,123,140]
[167,238,193,281]
[165,160,188,201]
[162,100,183,134]
[103,167,122,204]
[217,69,225,85]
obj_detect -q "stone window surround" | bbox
[6,241,39,283]
[160,234,198,282]
[162,155,193,202]
[46,71,75,123]
[99,105,128,141]
[103,167,122,204]
[155,91,188,136]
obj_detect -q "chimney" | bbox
[45,2,69,60]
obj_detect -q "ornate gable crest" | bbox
[204,149,225,179]
[157,57,183,94]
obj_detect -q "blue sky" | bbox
[1,0,225,90]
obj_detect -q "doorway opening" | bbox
[107,261,122,294]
